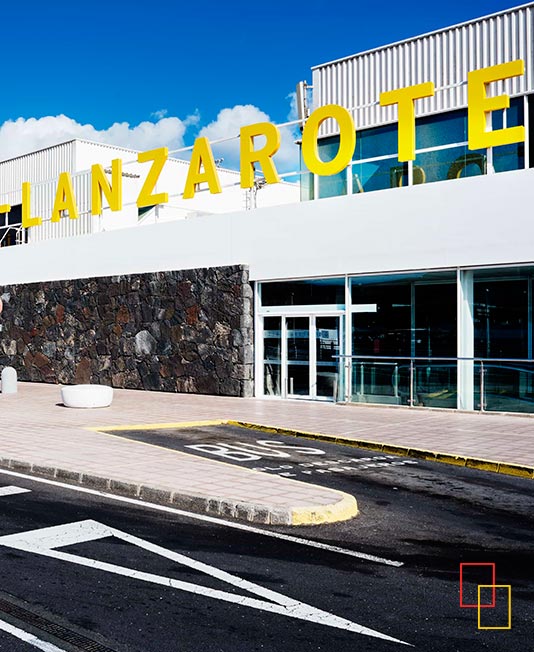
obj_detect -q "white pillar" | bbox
[343,275,352,402]
[457,270,474,410]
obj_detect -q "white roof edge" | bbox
[0,138,76,165]
[311,2,534,70]
[0,136,297,185]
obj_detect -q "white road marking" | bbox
[0,617,68,652]
[0,486,31,497]
[0,468,403,567]
[0,520,411,646]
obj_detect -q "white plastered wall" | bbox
[0,167,533,286]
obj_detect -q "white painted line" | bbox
[0,617,68,652]
[0,520,411,646]
[0,468,403,567]
[0,486,31,497]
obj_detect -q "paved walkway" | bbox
[0,383,532,525]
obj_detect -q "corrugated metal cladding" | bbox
[0,141,75,197]
[28,170,93,243]
[312,4,534,135]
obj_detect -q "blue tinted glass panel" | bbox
[415,146,486,184]
[352,157,406,192]
[318,170,347,197]
[493,98,525,173]
[300,147,314,201]
[317,136,343,162]
[492,109,504,130]
[316,136,351,196]
[355,124,398,160]
[507,96,524,127]
[300,172,314,200]
[416,109,467,149]
[354,124,398,160]
[493,142,524,172]
[491,97,523,130]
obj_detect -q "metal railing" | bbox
[0,223,25,247]
[334,355,534,412]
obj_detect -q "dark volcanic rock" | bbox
[0,265,254,397]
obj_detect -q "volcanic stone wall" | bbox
[0,265,254,397]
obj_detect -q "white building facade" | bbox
[0,139,299,244]
[1,4,534,413]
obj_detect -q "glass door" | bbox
[315,316,341,400]
[261,314,342,400]
[263,316,282,396]
[286,317,311,397]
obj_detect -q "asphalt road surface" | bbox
[0,423,532,651]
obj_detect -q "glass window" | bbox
[416,110,468,149]
[300,146,314,201]
[318,170,347,198]
[261,278,345,307]
[352,158,407,193]
[474,280,528,359]
[493,97,525,173]
[415,146,486,184]
[316,137,350,198]
[493,142,525,173]
[355,123,398,160]
[474,275,531,413]
[351,280,411,357]
[415,284,457,357]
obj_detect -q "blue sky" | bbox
[0,0,523,167]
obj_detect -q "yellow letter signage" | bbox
[468,60,525,150]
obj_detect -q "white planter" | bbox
[61,384,113,409]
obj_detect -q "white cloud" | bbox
[286,91,298,122]
[0,114,191,162]
[151,108,168,120]
[0,101,300,176]
[198,104,299,174]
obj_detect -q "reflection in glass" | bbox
[476,361,534,413]
[316,316,340,399]
[415,147,486,184]
[474,280,528,359]
[415,284,456,357]
[263,317,281,396]
[318,170,347,198]
[474,278,532,412]
[287,317,310,396]
[414,364,457,408]
[352,156,403,193]
[300,143,314,201]
[352,281,411,357]
[355,123,398,160]
[351,360,406,402]
[261,278,345,307]
[416,109,468,148]
[493,142,524,173]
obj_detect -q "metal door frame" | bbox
[260,310,343,400]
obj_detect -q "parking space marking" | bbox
[0,468,403,567]
[0,486,31,497]
[0,617,68,651]
[183,439,419,477]
[0,520,411,646]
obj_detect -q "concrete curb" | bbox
[228,421,534,480]
[0,456,358,526]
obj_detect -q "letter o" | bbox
[301,105,356,176]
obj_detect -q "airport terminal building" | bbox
[1,4,534,414]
